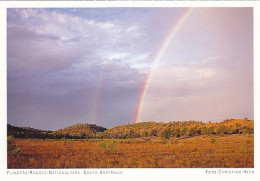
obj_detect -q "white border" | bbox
[0,1,259,181]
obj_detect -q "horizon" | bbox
[8,118,253,131]
[7,8,253,130]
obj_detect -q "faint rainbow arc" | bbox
[91,65,110,125]
[134,8,194,124]
[91,75,105,125]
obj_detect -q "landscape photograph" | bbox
[7,8,253,168]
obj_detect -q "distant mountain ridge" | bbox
[8,124,49,133]
[7,124,51,139]
[20,126,46,132]
[8,118,254,139]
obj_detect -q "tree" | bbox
[196,128,202,135]
[149,129,157,137]
[216,125,227,135]
[223,119,230,123]
[180,127,188,137]
[201,127,208,135]
[208,126,215,134]
[141,131,149,137]
[128,129,135,138]
[160,129,171,140]
[188,127,196,136]
[174,129,181,138]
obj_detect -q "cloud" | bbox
[141,55,253,122]
[8,8,153,129]
[138,8,253,123]
[8,9,152,75]
[7,8,253,129]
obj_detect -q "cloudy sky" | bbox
[7,8,253,130]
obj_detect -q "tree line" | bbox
[8,119,254,140]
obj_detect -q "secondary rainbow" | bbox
[91,65,110,124]
[134,8,194,124]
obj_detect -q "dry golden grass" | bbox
[8,134,253,168]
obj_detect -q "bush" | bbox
[216,125,227,135]
[63,140,67,145]
[98,139,117,154]
[160,129,171,141]
[7,136,14,145]
[210,136,216,144]
[240,143,247,153]
[69,140,74,146]
[12,148,22,156]
[178,142,184,147]
[143,137,151,143]
[149,129,158,137]
[193,141,198,151]
[171,139,179,144]
[7,136,22,156]
[174,129,181,138]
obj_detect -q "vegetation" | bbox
[8,119,253,140]
[7,119,254,168]
[98,139,117,154]
[54,123,107,137]
[8,134,253,168]
[103,119,253,139]
[7,136,21,156]
[160,128,171,140]
[8,123,107,139]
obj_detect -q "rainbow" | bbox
[134,8,194,124]
[91,76,105,125]
[91,65,110,125]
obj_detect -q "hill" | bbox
[7,118,253,139]
[53,123,107,138]
[7,124,51,139]
[104,119,253,138]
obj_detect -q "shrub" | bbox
[171,139,179,144]
[178,142,184,147]
[223,119,230,123]
[12,148,22,156]
[149,129,158,137]
[63,140,67,145]
[98,139,117,154]
[210,136,216,144]
[7,136,14,145]
[143,137,151,143]
[193,141,198,151]
[216,125,227,135]
[180,127,188,137]
[69,140,74,146]
[160,129,171,141]
[166,141,171,147]
[240,143,247,153]
[7,136,21,156]
[188,127,196,136]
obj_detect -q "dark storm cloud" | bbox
[7,8,253,129]
[7,8,150,129]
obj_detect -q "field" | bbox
[8,134,253,168]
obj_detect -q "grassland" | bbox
[8,134,253,168]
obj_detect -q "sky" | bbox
[7,8,253,130]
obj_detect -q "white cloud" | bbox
[14,8,38,20]
[8,9,151,76]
